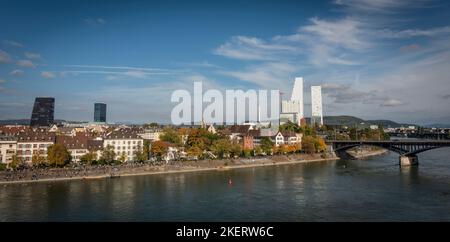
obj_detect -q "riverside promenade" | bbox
[0,154,339,185]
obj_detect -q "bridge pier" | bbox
[399,155,419,166]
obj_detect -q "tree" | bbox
[260,137,273,154]
[279,121,300,133]
[80,152,97,165]
[142,140,151,160]
[134,148,147,163]
[9,154,22,170]
[47,144,71,167]
[211,138,232,158]
[160,127,182,145]
[147,122,158,128]
[187,146,203,158]
[253,146,263,156]
[151,141,168,159]
[243,149,252,158]
[281,144,290,154]
[314,137,327,152]
[230,142,242,158]
[32,151,47,167]
[100,145,116,164]
[119,152,128,163]
[302,136,316,155]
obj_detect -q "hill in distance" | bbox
[306,116,413,128]
[0,116,415,128]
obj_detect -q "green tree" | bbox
[160,127,182,145]
[80,152,97,165]
[32,151,47,167]
[147,122,158,128]
[279,121,300,133]
[119,152,127,163]
[253,146,263,156]
[243,149,252,158]
[142,140,151,160]
[8,154,22,170]
[230,142,242,158]
[47,144,71,167]
[134,147,147,163]
[100,145,116,164]
[211,138,232,158]
[260,137,273,154]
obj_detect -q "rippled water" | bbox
[1,148,450,221]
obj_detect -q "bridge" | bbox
[326,140,450,166]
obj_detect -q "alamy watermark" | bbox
[171,82,280,125]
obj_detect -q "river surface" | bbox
[2,148,450,221]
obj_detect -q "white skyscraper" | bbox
[281,77,304,125]
[290,77,304,119]
[311,86,323,126]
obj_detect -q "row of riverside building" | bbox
[1,122,303,166]
[0,124,148,165]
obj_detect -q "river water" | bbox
[1,148,450,221]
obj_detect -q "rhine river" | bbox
[1,148,450,221]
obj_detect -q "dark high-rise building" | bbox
[30,97,55,126]
[94,103,107,123]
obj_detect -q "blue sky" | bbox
[1,0,450,124]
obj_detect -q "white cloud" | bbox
[334,0,428,13]
[214,36,299,60]
[16,59,36,68]
[378,26,450,39]
[3,40,23,48]
[25,52,42,60]
[380,99,405,107]
[0,79,5,84]
[10,69,24,76]
[301,17,369,50]
[84,18,107,26]
[0,49,11,63]
[219,62,299,89]
[41,71,55,79]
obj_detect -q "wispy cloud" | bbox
[84,18,107,26]
[214,36,299,61]
[61,64,183,72]
[334,0,430,13]
[378,26,450,38]
[3,40,23,48]
[219,62,299,89]
[16,59,36,68]
[301,17,369,50]
[25,52,42,60]
[10,69,24,76]
[41,71,55,79]
[57,64,187,80]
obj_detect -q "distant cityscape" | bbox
[0,77,449,170]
